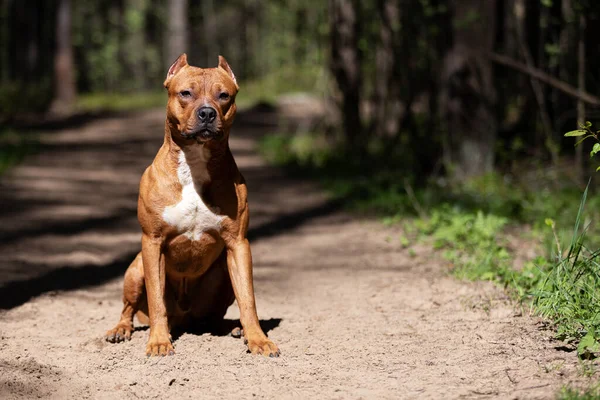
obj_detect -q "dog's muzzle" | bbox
[182,127,222,141]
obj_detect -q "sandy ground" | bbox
[0,107,594,399]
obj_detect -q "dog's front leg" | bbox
[226,239,280,357]
[142,234,174,356]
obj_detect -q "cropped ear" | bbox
[218,55,238,88]
[164,53,188,88]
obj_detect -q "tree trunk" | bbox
[440,0,498,180]
[329,0,362,150]
[372,0,400,139]
[557,0,573,137]
[201,0,216,66]
[576,13,585,182]
[124,0,147,90]
[516,0,556,163]
[242,0,259,79]
[166,0,188,67]
[50,0,76,114]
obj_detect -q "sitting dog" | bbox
[105,54,279,357]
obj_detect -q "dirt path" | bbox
[0,108,590,399]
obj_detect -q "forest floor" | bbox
[0,105,595,399]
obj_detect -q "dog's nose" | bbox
[198,107,217,124]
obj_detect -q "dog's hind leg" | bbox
[106,252,146,343]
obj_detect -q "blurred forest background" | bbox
[2,0,600,181]
[4,0,600,346]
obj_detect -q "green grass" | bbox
[532,184,600,356]
[412,205,512,281]
[558,385,600,399]
[257,131,600,360]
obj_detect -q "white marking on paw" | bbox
[162,146,224,240]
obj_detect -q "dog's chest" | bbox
[162,148,224,241]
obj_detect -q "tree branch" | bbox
[487,51,600,107]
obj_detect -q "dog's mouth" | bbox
[181,128,223,143]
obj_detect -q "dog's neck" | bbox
[164,120,231,190]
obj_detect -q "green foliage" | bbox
[413,206,510,281]
[530,183,600,357]
[236,65,327,109]
[258,131,431,216]
[260,129,600,362]
[259,133,331,169]
[72,0,166,93]
[404,180,600,360]
[259,131,600,233]
[0,81,53,122]
[0,129,38,176]
[558,385,600,400]
[415,182,600,359]
[565,121,600,163]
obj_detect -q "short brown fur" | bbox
[105,54,279,357]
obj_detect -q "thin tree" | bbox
[329,0,362,150]
[576,13,585,182]
[440,0,498,180]
[124,0,148,90]
[166,0,188,67]
[50,0,76,114]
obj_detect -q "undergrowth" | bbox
[412,206,512,281]
[258,131,600,360]
[558,384,600,400]
[0,129,38,176]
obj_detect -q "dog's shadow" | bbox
[170,318,282,341]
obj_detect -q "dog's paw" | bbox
[145,332,174,356]
[230,327,243,338]
[247,337,280,358]
[105,323,133,343]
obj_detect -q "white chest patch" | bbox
[162,147,224,241]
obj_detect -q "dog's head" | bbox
[164,54,239,144]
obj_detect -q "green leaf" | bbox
[591,143,600,158]
[596,166,600,172]
[545,218,555,227]
[565,130,587,137]
[577,330,599,356]
[586,121,593,128]
[480,271,496,280]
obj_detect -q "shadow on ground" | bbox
[171,318,282,341]
[0,105,338,309]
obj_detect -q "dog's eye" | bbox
[219,92,230,101]
[179,90,192,99]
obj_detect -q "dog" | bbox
[105,54,279,357]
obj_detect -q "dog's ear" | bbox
[218,55,238,89]
[164,53,188,88]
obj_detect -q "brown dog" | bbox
[105,54,279,357]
